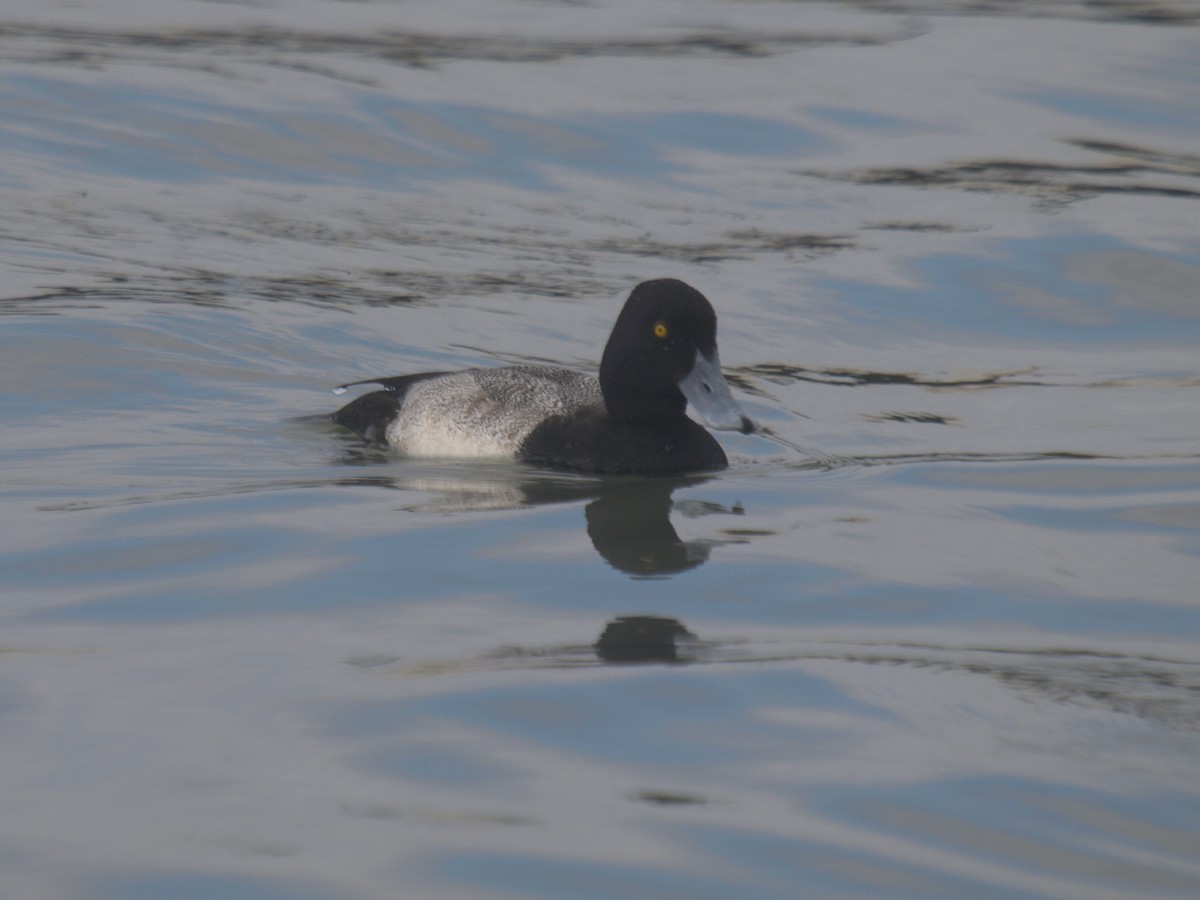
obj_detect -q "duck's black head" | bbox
[599,279,754,433]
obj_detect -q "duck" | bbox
[330,278,754,474]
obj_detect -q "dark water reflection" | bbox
[379,611,1200,735]
[817,138,1200,203]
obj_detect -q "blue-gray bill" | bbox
[677,349,755,434]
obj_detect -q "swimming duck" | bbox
[331,278,753,473]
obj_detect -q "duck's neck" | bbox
[599,349,687,422]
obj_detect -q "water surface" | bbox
[2,1,1199,898]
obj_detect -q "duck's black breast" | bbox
[518,408,728,475]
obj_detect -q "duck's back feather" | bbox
[334,365,605,458]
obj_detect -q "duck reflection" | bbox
[594,615,697,664]
[328,443,746,576]
[584,478,719,576]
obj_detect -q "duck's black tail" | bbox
[330,372,448,443]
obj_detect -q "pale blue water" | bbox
[2,2,1199,898]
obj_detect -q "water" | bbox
[2,1,1199,897]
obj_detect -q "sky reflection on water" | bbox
[1,73,825,189]
[823,235,1200,344]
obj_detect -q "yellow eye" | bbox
[653,322,668,339]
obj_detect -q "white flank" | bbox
[384,367,602,458]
